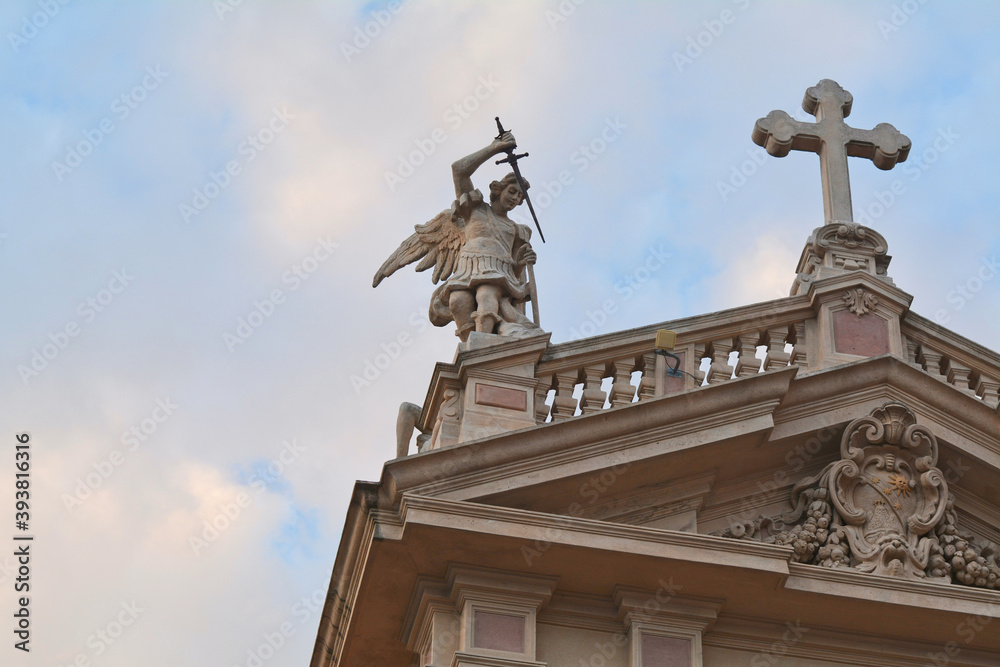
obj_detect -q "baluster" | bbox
[762,326,790,371]
[734,331,762,378]
[693,343,707,385]
[905,338,922,370]
[917,346,945,380]
[789,322,808,368]
[944,360,978,397]
[637,351,657,401]
[579,364,608,414]
[534,374,553,424]
[550,370,580,421]
[973,372,1000,408]
[610,357,638,407]
[706,338,735,384]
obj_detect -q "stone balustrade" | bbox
[531,298,814,423]
[534,351,657,423]
[415,292,1000,451]
[903,313,1000,408]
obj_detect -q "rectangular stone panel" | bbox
[833,309,890,357]
[656,351,686,395]
[475,384,528,412]
[641,633,691,667]
[472,611,525,653]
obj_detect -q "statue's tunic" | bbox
[429,189,532,327]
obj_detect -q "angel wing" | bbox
[372,209,466,288]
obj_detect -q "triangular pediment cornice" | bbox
[383,355,1000,508]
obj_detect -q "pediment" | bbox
[383,354,1000,591]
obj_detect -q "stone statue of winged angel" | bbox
[373,131,542,342]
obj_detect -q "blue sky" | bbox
[2,1,999,665]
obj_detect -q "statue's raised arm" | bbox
[452,131,517,199]
[373,132,542,343]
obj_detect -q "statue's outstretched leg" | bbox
[449,290,476,340]
[499,298,536,327]
[395,402,421,458]
[498,297,542,338]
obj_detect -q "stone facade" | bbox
[311,224,1000,664]
[313,82,1000,666]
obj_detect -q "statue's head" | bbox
[489,172,529,210]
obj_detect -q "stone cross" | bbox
[752,79,911,224]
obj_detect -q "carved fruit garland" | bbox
[717,402,1000,588]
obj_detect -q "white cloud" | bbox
[4,1,1000,665]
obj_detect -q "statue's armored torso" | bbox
[450,196,528,300]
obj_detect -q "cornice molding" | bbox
[397,494,796,570]
[786,562,1000,614]
[707,615,1000,667]
[385,367,796,502]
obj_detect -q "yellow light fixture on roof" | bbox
[655,329,677,351]
[654,330,683,377]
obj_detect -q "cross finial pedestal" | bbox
[752,79,911,224]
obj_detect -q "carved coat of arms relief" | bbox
[826,403,948,578]
[718,402,1000,589]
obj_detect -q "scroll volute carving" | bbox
[716,402,1000,587]
[827,402,949,578]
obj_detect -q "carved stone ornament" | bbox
[842,288,878,317]
[719,402,1000,587]
[790,222,893,296]
[813,223,888,258]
